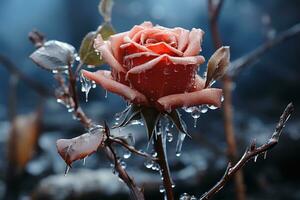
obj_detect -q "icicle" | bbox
[64,165,70,176]
[264,151,267,159]
[83,157,87,165]
[80,71,93,102]
[175,132,186,157]
[191,108,201,128]
[104,90,108,98]
[254,155,259,162]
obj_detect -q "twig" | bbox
[199,103,294,200]
[0,54,53,97]
[110,137,158,160]
[207,0,247,199]
[227,23,300,77]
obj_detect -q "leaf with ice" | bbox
[79,23,115,66]
[56,126,105,166]
[30,40,76,72]
[112,104,142,128]
[167,109,189,136]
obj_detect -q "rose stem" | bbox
[153,133,174,200]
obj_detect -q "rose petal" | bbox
[82,70,149,105]
[121,36,150,52]
[94,38,125,72]
[190,75,206,92]
[156,88,223,111]
[183,28,204,56]
[127,54,204,75]
[146,42,183,56]
[110,32,128,62]
[175,28,190,52]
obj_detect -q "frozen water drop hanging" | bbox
[123,150,131,159]
[175,132,186,157]
[80,71,92,102]
[179,193,190,200]
[64,165,70,176]
[200,105,208,113]
[191,108,201,128]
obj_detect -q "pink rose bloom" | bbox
[83,21,222,111]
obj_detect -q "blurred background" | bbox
[0,0,300,199]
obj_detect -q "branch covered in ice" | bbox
[199,103,294,200]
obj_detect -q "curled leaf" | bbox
[79,23,115,66]
[30,40,75,72]
[8,112,41,170]
[205,46,230,88]
[98,0,114,22]
[56,128,105,166]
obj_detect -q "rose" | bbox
[83,21,222,112]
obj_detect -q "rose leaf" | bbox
[79,23,115,66]
[56,130,105,166]
[141,107,161,140]
[30,40,76,72]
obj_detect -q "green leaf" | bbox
[30,40,75,72]
[141,107,161,140]
[167,110,190,137]
[79,23,115,66]
[113,104,142,128]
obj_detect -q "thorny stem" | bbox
[153,133,174,200]
[207,0,247,199]
[200,103,294,200]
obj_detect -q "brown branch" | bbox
[104,124,145,200]
[110,137,157,160]
[153,134,174,200]
[200,103,294,200]
[227,23,300,77]
[0,54,53,97]
[207,0,247,199]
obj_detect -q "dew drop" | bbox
[175,132,186,157]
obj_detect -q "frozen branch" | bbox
[199,103,294,200]
[228,23,300,77]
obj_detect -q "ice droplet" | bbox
[123,150,131,159]
[120,160,127,169]
[179,193,190,200]
[166,131,173,142]
[144,159,154,169]
[183,106,196,113]
[208,104,218,110]
[175,132,186,157]
[254,155,259,162]
[159,185,165,193]
[200,105,208,113]
[83,157,87,165]
[191,108,201,128]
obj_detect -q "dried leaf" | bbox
[98,0,114,22]
[79,23,115,66]
[205,46,230,88]
[56,128,106,166]
[8,112,41,170]
[30,40,75,72]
